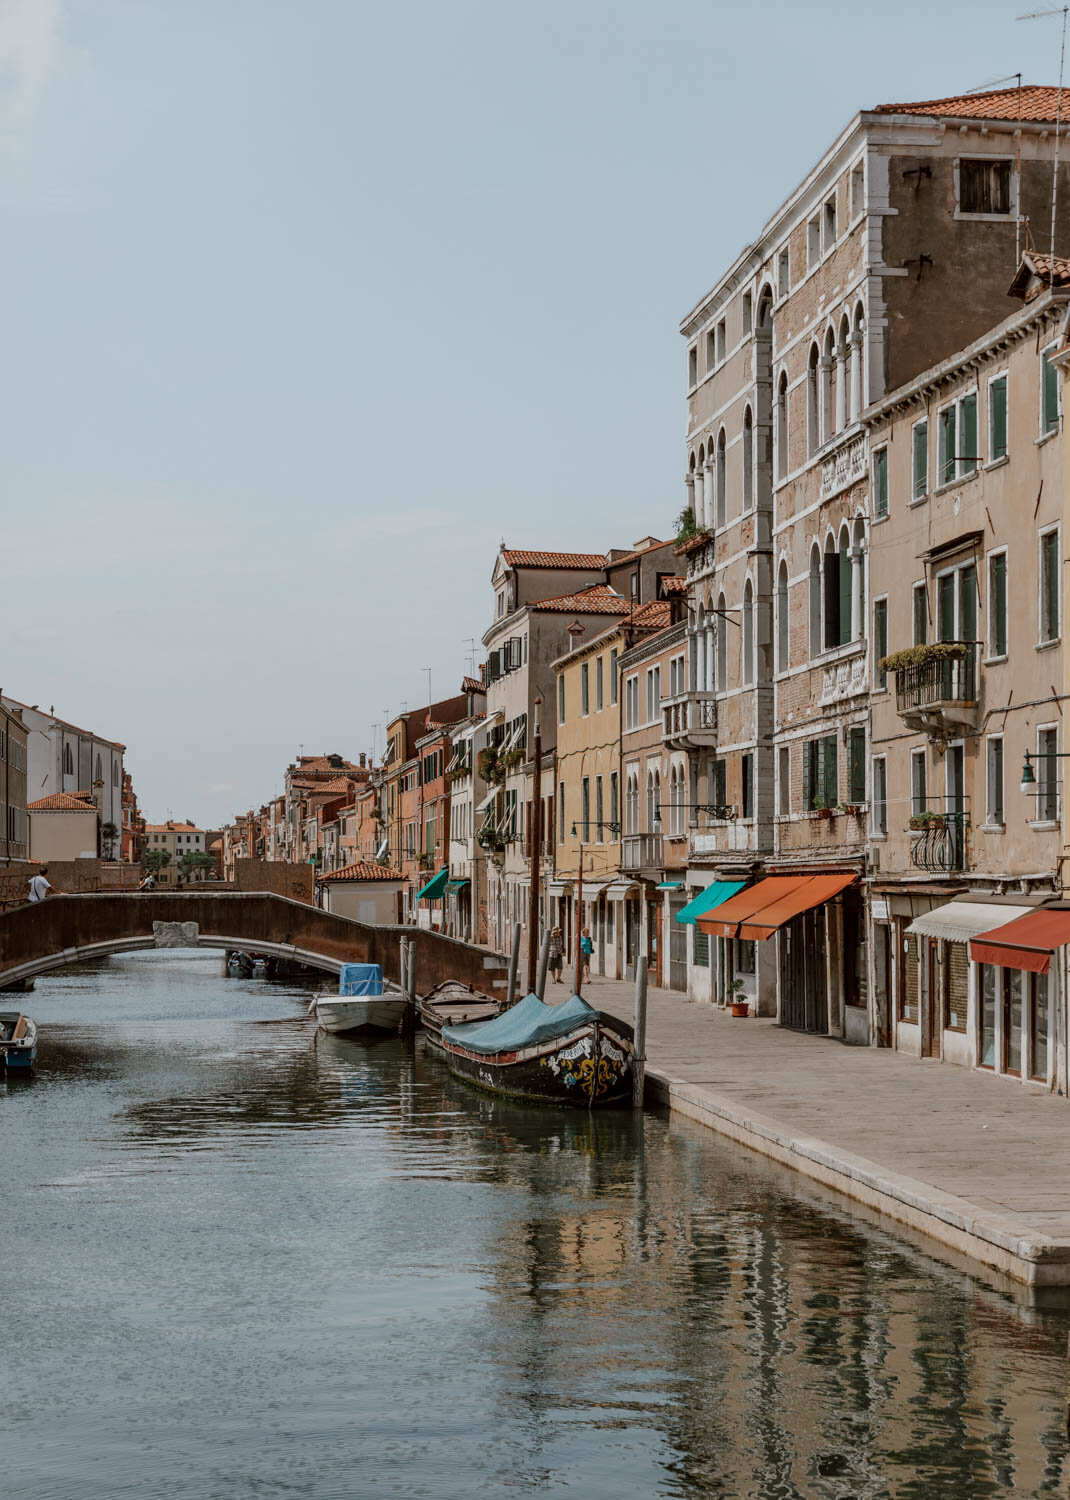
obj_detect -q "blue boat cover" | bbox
[442,992,597,1054]
[338,963,383,997]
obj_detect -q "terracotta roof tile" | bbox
[28,792,96,812]
[320,861,405,883]
[532,583,631,615]
[501,549,606,569]
[660,575,688,595]
[461,676,485,695]
[873,84,1065,123]
[1008,251,1070,300]
[630,600,673,628]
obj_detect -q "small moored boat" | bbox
[0,1012,38,1072]
[311,963,409,1036]
[418,980,503,1054]
[440,993,633,1107]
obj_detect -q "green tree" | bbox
[143,849,172,878]
[178,851,215,884]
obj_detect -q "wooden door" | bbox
[922,938,940,1057]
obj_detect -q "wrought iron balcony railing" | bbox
[892,642,978,733]
[909,811,968,873]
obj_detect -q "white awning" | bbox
[604,880,640,900]
[907,899,1037,944]
[548,879,610,898]
[476,788,498,814]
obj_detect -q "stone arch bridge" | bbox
[0,892,511,994]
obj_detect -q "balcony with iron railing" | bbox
[889,642,979,736]
[661,691,717,750]
[621,832,663,872]
[908,808,969,873]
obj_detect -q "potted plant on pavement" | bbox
[728,977,749,1018]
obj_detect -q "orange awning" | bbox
[696,874,856,941]
[969,906,1070,975]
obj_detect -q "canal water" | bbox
[5,951,1070,1499]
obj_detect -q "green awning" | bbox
[656,881,683,890]
[416,868,449,901]
[675,880,746,926]
[444,878,470,894]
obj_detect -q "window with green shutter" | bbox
[913,582,928,645]
[960,391,978,474]
[873,599,887,689]
[988,551,1007,657]
[912,419,928,500]
[939,405,956,484]
[989,375,1008,460]
[821,735,838,806]
[848,727,866,804]
[1041,530,1060,641]
[872,447,888,518]
[1042,348,1060,435]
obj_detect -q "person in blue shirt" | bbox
[580,927,593,983]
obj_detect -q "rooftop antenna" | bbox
[463,637,477,679]
[1019,7,1069,281]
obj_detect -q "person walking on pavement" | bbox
[548,926,563,983]
[580,926,593,983]
[27,867,56,902]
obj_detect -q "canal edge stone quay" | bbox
[587,975,1070,1289]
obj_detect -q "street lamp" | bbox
[1019,749,1069,796]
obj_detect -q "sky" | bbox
[1,0,1063,826]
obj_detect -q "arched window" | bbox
[716,591,727,690]
[668,766,677,835]
[743,580,754,686]
[852,516,866,641]
[715,428,727,528]
[742,405,754,510]
[63,743,73,776]
[837,314,850,432]
[776,371,788,479]
[807,343,820,456]
[647,769,662,831]
[824,529,852,649]
[776,560,789,672]
[809,545,822,659]
[852,302,865,419]
[626,774,639,834]
[688,451,698,529]
[693,602,706,691]
[822,327,836,441]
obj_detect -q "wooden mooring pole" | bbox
[632,956,648,1110]
[536,930,550,1001]
[506,921,522,1007]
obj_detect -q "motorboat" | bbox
[418,980,503,1054]
[311,963,409,1036]
[439,993,633,1107]
[0,1012,37,1072]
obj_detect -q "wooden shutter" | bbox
[848,728,865,803]
[904,936,919,1022]
[802,741,814,810]
[822,736,838,806]
[990,377,1007,459]
[990,553,1007,655]
[912,421,928,500]
[961,392,978,472]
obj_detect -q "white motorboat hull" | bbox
[313,994,409,1035]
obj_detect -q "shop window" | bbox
[1031,971,1050,1080]
[735,939,756,975]
[943,942,968,1032]
[901,935,920,1022]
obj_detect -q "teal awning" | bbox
[675,880,746,926]
[444,878,469,894]
[656,881,683,890]
[416,868,449,901]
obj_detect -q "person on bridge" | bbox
[138,873,156,892]
[27,868,55,902]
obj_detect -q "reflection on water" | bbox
[3,950,1068,1499]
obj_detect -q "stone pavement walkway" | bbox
[578,976,1070,1287]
